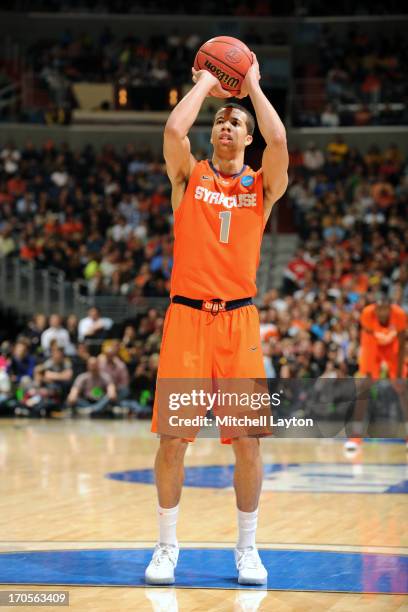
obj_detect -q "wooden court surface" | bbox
[0,418,407,611]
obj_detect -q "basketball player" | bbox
[345,294,407,451]
[145,53,288,585]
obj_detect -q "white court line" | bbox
[0,541,407,555]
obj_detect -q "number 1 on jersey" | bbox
[219,211,231,244]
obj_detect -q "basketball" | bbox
[194,36,252,95]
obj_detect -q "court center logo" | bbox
[241,175,254,187]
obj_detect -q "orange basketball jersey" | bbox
[170,159,265,301]
[360,304,406,350]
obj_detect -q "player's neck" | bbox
[211,154,245,177]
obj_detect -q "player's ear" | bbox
[245,134,253,147]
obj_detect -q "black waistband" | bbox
[172,295,253,312]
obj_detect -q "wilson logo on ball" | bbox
[203,60,240,88]
[225,49,242,64]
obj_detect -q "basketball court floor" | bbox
[0,418,407,611]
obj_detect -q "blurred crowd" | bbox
[276,137,408,378]
[0,140,174,299]
[24,26,285,98]
[4,0,403,16]
[0,137,407,417]
[293,27,408,127]
[1,15,407,123]
[0,306,161,418]
[28,29,202,90]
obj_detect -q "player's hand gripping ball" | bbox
[194,36,253,97]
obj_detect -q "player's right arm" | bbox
[164,70,230,212]
[359,307,374,335]
[397,329,406,377]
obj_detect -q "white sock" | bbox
[158,505,179,546]
[237,508,258,549]
[351,421,363,435]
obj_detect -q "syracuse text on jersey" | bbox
[194,185,257,209]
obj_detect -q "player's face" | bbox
[211,108,253,153]
[376,304,390,325]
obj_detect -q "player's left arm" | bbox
[241,54,289,223]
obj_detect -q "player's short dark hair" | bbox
[216,103,255,136]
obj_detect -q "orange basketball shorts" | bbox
[151,302,266,443]
[359,345,399,379]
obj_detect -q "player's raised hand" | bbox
[191,67,232,98]
[235,52,261,99]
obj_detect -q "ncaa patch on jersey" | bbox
[241,175,254,187]
[201,175,211,181]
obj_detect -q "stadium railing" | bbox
[0,257,169,320]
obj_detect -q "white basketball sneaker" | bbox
[235,546,268,585]
[145,543,179,585]
[344,437,362,452]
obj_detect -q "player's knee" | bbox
[232,437,260,463]
[158,436,188,465]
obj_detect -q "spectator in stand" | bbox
[128,353,158,416]
[0,224,16,257]
[283,249,316,294]
[98,341,130,402]
[354,104,372,126]
[1,142,21,175]
[35,346,73,399]
[71,342,91,378]
[110,215,133,243]
[41,314,74,356]
[78,307,113,342]
[371,175,395,208]
[7,340,35,384]
[23,314,48,352]
[7,173,26,197]
[303,142,325,175]
[66,314,79,346]
[66,356,117,416]
[118,325,143,369]
[320,103,340,127]
[326,135,349,165]
[379,147,402,181]
[361,70,382,105]
[364,145,383,172]
[326,63,352,102]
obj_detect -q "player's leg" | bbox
[146,304,212,585]
[345,375,374,452]
[145,435,188,585]
[214,305,267,584]
[345,345,379,452]
[231,436,267,584]
[155,435,188,510]
[232,437,263,512]
[389,365,408,449]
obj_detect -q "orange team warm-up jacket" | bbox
[359,303,407,378]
